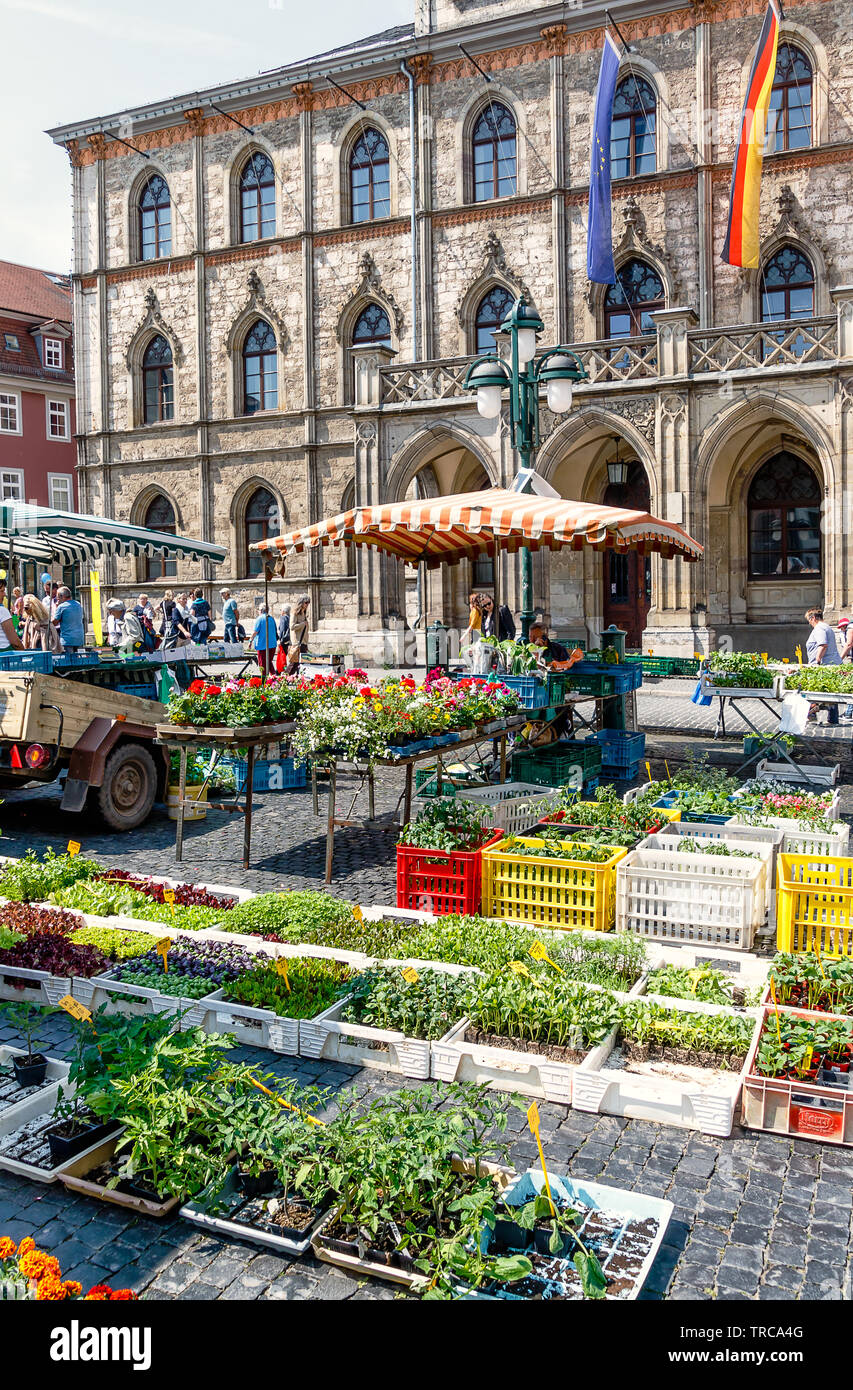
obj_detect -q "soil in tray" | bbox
[0,1112,101,1170]
[0,1063,51,1114]
[229,1194,321,1241]
[620,1039,744,1071]
[463,1028,587,1066]
[83,1157,167,1204]
[316,1216,416,1271]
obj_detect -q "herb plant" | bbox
[398,798,491,853]
[222,958,353,1019]
[340,967,474,1040]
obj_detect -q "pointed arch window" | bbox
[341,480,356,576]
[475,285,514,354]
[242,320,278,414]
[611,76,657,178]
[748,452,821,578]
[244,487,280,578]
[142,335,174,424]
[761,245,815,322]
[352,303,392,347]
[144,493,177,580]
[138,175,171,261]
[768,44,812,153]
[239,153,276,242]
[604,259,665,338]
[350,128,390,223]
[472,103,517,202]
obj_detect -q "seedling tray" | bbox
[204,988,300,1055]
[0,1047,69,1127]
[741,1006,853,1145]
[88,969,216,1027]
[299,997,438,1078]
[180,1168,327,1254]
[0,964,75,1007]
[477,1169,673,1300]
[0,1083,116,1184]
[59,1134,180,1217]
[431,1017,583,1103]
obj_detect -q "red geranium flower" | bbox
[189,680,205,694]
[204,685,221,696]
[249,677,263,688]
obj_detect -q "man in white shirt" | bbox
[0,579,23,651]
[805,607,840,726]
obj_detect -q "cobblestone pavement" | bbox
[0,700,852,1301]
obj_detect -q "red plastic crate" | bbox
[396,830,504,916]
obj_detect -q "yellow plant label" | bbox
[57,994,91,1022]
[645,761,652,781]
[529,942,563,974]
[401,967,419,984]
[509,961,531,978]
[156,938,172,972]
[162,888,176,918]
[526,1100,540,1134]
[664,760,671,782]
[275,958,291,992]
[352,905,364,922]
[67,841,81,857]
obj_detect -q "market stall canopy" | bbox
[0,501,226,566]
[250,479,703,571]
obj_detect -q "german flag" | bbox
[722,0,781,268]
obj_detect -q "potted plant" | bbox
[47,1017,122,1166]
[2,1002,51,1088]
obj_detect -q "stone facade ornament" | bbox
[604,395,657,441]
[586,197,681,311]
[226,270,289,351]
[660,392,688,423]
[335,252,403,344]
[125,288,185,369]
[455,231,532,326]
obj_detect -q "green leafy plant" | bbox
[645,965,738,1006]
[399,798,491,853]
[222,957,352,1019]
[340,967,474,1040]
[467,972,619,1053]
[673,838,759,859]
[0,849,99,903]
[0,1001,52,1061]
[70,926,162,960]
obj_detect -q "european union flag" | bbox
[587,31,622,285]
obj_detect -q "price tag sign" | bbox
[67,841,81,857]
[401,966,419,984]
[529,941,563,974]
[526,1100,540,1135]
[509,961,531,979]
[526,1101,556,1216]
[57,994,92,1022]
[352,905,364,923]
[275,958,291,992]
[645,762,652,782]
[156,938,172,973]
[162,889,176,918]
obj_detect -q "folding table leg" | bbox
[325,760,338,884]
[175,745,187,862]
[243,745,255,870]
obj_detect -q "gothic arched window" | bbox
[142,335,173,424]
[143,493,176,580]
[138,175,171,261]
[604,259,665,338]
[239,153,276,242]
[748,452,821,578]
[352,303,392,347]
[350,128,391,223]
[242,320,278,414]
[611,76,657,178]
[474,285,514,354]
[472,103,517,202]
[761,246,815,322]
[244,487,280,578]
[768,44,812,152]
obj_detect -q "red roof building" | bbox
[0,259,76,531]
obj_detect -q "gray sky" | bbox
[1,0,410,272]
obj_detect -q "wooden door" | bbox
[603,461,652,647]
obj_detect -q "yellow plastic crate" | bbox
[776,853,853,957]
[481,836,628,932]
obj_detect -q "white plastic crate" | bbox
[616,843,769,951]
[647,826,778,918]
[87,971,213,1028]
[754,758,840,788]
[298,997,434,1078]
[728,814,849,858]
[203,989,300,1054]
[451,782,561,836]
[431,1017,578,1103]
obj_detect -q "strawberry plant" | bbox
[768,952,853,1016]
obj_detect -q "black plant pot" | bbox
[533,1225,571,1258]
[12,1053,48,1089]
[236,1167,277,1197]
[493,1217,532,1252]
[47,1118,119,1167]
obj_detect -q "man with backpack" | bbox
[189,588,213,644]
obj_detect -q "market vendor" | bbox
[529,622,583,672]
[805,606,840,726]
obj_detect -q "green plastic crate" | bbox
[511,740,603,789]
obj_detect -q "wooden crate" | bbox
[0,672,161,751]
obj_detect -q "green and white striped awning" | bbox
[0,501,226,567]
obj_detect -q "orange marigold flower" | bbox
[0,1238,16,1259]
[85,1284,111,1300]
[19,1250,60,1281]
[17,1237,35,1257]
[63,1281,82,1297]
[36,1275,70,1301]
[110,1289,136,1300]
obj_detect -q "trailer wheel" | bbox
[95,742,157,830]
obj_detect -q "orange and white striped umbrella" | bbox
[249,485,703,571]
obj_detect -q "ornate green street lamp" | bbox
[464,295,588,639]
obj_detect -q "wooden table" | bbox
[312,716,527,884]
[156,720,295,868]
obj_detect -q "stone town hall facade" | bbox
[50,0,853,659]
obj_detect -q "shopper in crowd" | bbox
[286,595,310,675]
[106,598,143,654]
[22,595,61,653]
[39,573,55,618]
[253,603,278,678]
[221,589,240,643]
[0,579,23,651]
[529,622,584,672]
[162,594,191,649]
[10,586,23,632]
[188,588,213,643]
[805,606,840,726]
[53,586,86,652]
[480,592,516,643]
[835,617,853,720]
[462,592,487,675]
[105,598,124,646]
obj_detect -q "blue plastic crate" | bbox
[594,729,646,767]
[495,674,548,709]
[600,760,641,783]
[582,777,600,794]
[114,682,158,700]
[0,650,54,673]
[222,757,307,793]
[54,651,100,668]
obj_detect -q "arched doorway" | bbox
[602,459,651,645]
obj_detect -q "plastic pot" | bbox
[11,1053,48,1089]
[236,1167,278,1197]
[47,1117,119,1166]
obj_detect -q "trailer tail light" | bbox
[24,744,49,769]
[9,745,22,769]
